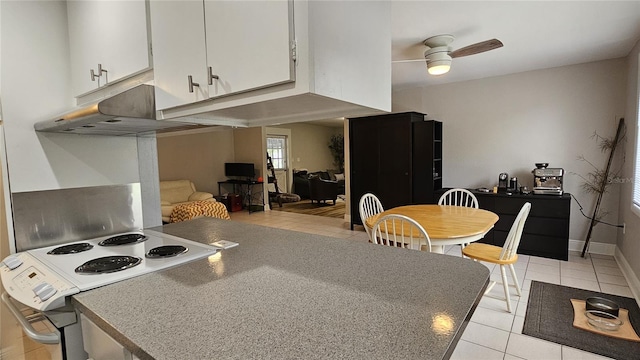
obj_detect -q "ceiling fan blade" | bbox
[392,59,424,64]
[450,39,503,58]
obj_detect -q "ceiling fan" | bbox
[394,35,504,75]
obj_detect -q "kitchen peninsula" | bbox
[72,218,490,360]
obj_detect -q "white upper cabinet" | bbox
[151,0,294,110]
[151,0,391,125]
[149,0,209,109]
[205,0,294,98]
[67,0,151,97]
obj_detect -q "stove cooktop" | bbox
[27,229,217,291]
[1,230,217,311]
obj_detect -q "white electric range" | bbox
[1,229,218,311]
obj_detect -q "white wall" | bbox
[618,38,640,297]
[393,59,627,248]
[1,1,141,193]
[157,129,235,195]
[273,122,342,172]
[233,127,264,176]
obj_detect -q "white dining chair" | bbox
[462,202,531,313]
[370,214,432,252]
[438,188,480,253]
[438,188,479,208]
[359,193,384,237]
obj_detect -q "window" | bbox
[267,136,287,170]
[634,61,640,216]
[633,107,640,215]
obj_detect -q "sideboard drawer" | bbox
[437,189,571,260]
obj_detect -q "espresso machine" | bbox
[532,163,564,195]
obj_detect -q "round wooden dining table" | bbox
[364,205,499,254]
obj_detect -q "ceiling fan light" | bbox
[427,60,451,75]
[425,49,452,76]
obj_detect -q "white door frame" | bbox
[265,127,292,193]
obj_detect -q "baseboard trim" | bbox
[569,239,640,305]
[568,239,616,256]
[614,248,640,307]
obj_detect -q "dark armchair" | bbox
[309,176,339,205]
[294,170,345,199]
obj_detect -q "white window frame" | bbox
[267,135,287,170]
[632,56,640,218]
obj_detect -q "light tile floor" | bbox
[230,210,635,360]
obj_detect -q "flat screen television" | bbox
[225,162,255,178]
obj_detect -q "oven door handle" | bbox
[1,292,60,344]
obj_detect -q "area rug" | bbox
[523,281,640,359]
[270,199,345,218]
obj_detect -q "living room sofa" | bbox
[293,170,345,199]
[309,177,340,204]
[159,180,216,223]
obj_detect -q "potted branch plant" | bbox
[573,119,626,256]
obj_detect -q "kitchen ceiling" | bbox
[308,1,640,127]
[391,1,640,91]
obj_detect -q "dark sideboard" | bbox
[437,190,571,260]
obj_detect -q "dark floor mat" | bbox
[523,281,640,360]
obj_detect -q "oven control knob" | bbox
[32,282,57,302]
[2,255,23,270]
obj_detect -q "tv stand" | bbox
[218,180,264,213]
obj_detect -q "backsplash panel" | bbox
[12,184,143,252]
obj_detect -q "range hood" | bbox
[34,85,200,136]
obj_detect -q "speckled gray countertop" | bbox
[72,218,490,360]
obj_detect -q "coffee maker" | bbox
[508,177,518,192]
[532,163,564,195]
[498,173,509,192]
[497,172,519,193]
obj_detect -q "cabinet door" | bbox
[100,0,150,85]
[67,0,102,95]
[350,119,381,225]
[204,0,294,98]
[67,0,151,97]
[377,117,411,208]
[150,0,209,110]
[81,313,134,360]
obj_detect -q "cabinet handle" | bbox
[188,75,200,93]
[97,63,107,76]
[208,67,219,85]
[90,64,108,82]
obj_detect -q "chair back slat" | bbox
[438,188,479,209]
[499,202,531,260]
[370,214,431,252]
[359,193,384,236]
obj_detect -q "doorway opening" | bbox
[266,135,289,193]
